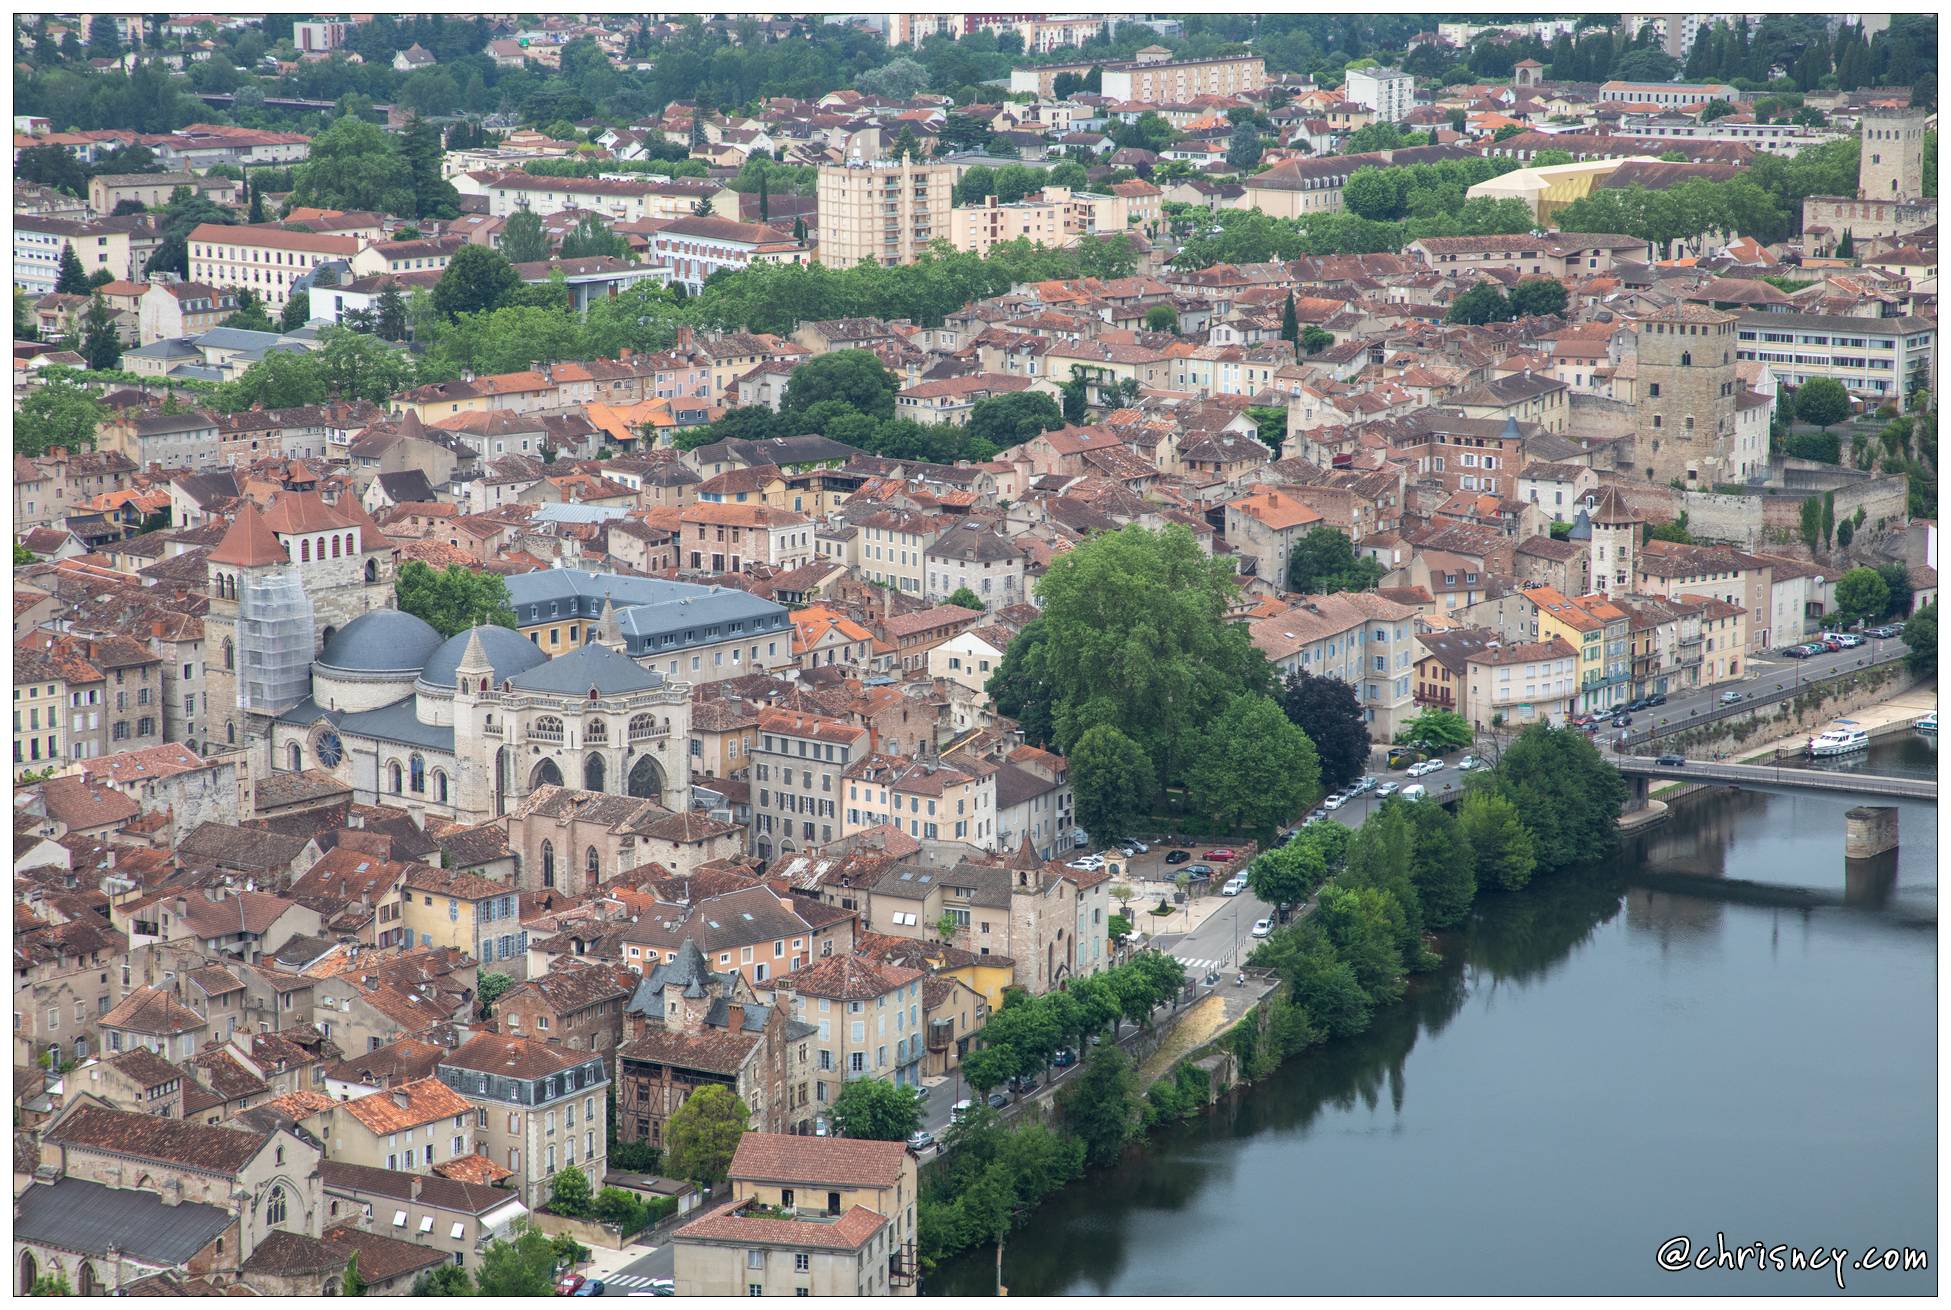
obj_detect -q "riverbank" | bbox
[926,778,1938,1295]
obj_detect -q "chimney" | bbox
[724,1001,745,1032]
[410,1175,424,1200]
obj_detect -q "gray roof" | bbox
[529,503,631,526]
[318,609,444,676]
[417,624,547,692]
[193,326,300,353]
[123,339,201,361]
[277,695,457,753]
[14,1176,231,1266]
[507,640,665,696]
[505,569,789,657]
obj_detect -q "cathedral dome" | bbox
[318,609,443,676]
[417,624,549,694]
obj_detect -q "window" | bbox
[266,1185,287,1226]
[795,1254,810,1273]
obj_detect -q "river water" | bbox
[927,735,1937,1295]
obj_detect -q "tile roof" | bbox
[341,1075,475,1134]
[728,1132,909,1190]
[439,1032,590,1080]
[678,1202,887,1252]
[101,985,207,1036]
[49,1104,267,1174]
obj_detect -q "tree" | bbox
[16,145,89,197]
[16,379,106,457]
[1058,367,1089,424]
[1069,725,1157,845]
[476,970,515,1015]
[400,112,461,219]
[1143,303,1179,334]
[857,55,930,100]
[1795,377,1851,429]
[1508,277,1569,318]
[54,242,91,295]
[1495,725,1626,877]
[341,1251,367,1298]
[412,1266,474,1296]
[222,288,276,333]
[1800,496,1823,554]
[278,291,310,333]
[247,177,265,224]
[1833,566,1891,627]
[1058,1043,1141,1166]
[1875,561,1913,619]
[1023,524,1272,790]
[783,350,898,421]
[80,295,122,371]
[500,208,549,264]
[474,1226,558,1296]
[1278,668,1370,790]
[1446,281,1512,325]
[374,287,409,342]
[432,245,521,321]
[15,544,36,567]
[988,619,1057,747]
[965,390,1063,448]
[1225,120,1263,170]
[1311,884,1408,1005]
[1286,526,1384,596]
[1246,834,1329,909]
[939,585,984,614]
[1301,325,1333,356]
[550,1163,592,1217]
[1821,490,1836,551]
[1396,708,1472,751]
[1457,788,1537,892]
[830,1079,923,1141]
[29,1273,74,1296]
[1185,693,1320,837]
[1836,518,1855,550]
[87,13,122,57]
[665,1085,749,1187]
[559,212,628,260]
[1901,601,1935,678]
[290,115,414,215]
[1280,292,1299,349]
[1402,796,1477,928]
[395,561,518,636]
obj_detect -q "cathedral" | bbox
[267,602,692,825]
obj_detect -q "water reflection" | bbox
[926,778,1935,1296]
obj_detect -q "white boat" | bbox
[1806,720,1869,757]
[1917,712,1937,736]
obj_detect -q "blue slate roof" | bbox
[14,1176,230,1266]
[318,609,443,675]
[418,624,547,691]
[278,695,456,753]
[508,641,665,696]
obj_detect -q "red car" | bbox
[555,1274,586,1297]
[1204,849,1236,862]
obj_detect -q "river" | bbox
[926,735,1938,1295]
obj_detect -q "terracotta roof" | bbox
[778,953,921,1001]
[438,1032,589,1079]
[322,1224,448,1281]
[48,1104,266,1175]
[679,1202,887,1252]
[207,499,285,567]
[105,1045,183,1089]
[101,985,207,1036]
[341,1075,475,1134]
[430,1153,515,1185]
[728,1132,909,1190]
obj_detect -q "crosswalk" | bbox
[1175,956,1236,975]
[606,1272,671,1291]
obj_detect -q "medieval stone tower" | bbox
[1585,487,1643,596]
[1633,304,1739,488]
[1858,105,1926,203]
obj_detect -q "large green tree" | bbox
[1185,693,1320,837]
[987,619,1057,746]
[1395,708,1472,751]
[1901,601,1935,678]
[1277,668,1371,789]
[1833,566,1891,627]
[79,295,122,370]
[1068,725,1156,846]
[665,1085,749,1187]
[782,350,899,422]
[1057,1043,1141,1166]
[54,242,91,295]
[474,1226,557,1296]
[395,562,517,637]
[399,112,461,218]
[499,208,550,264]
[1495,725,1626,877]
[289,114,415,215]
[1508,277,1569,318]
[1456,788,1536,892]
[1445,281,1512,325]
[1286,526,1384,595]
[965,390,1065,448]
[829,1079,923,1141]
[1021,524,1272,792]
[16,378,105,456]
[432,245,522,321]
[1403,796,1477,928]
[1795,376,1851,429]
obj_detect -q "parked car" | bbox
[571,1281,606,1298]
[1401,783,1427,800]
[1052,1047,1079,1067]
[1164,849,1191,865]
[987,1091,1011,1110]
[1222,877,1245,896]
[1612,713,1632,728]
[950,1098,976,1122]
[1386,746,1423,769]
[1648,692,1667,706]
[1127,839,1150,854]
[1323,795,1346,811]
[1007,1075,1039,1095]
[1456,754,1481,770]
[1251,918,1273,938]
[1375,782,1400,798]
[1625,698,1647,713]
[1655,754,1686,766]
[1306,809,1327,824]
[1837,634,1864,648]
[1184,864,1214,881]
[1781,645,1813,659]
[1204,849,1236,862]
[556,1275,588,1297]
[1720,690,1743,704]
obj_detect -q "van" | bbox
[1400,783,1427,801]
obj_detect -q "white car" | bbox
[1323,795,1345,811]
[1375,782,1400,798]
[1221,877,1245,897]
[1251,918,1273,938]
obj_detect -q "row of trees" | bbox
[1170,196,1537,271]
[1556,138,1862,246]
[1446,277,1570,325]
[957,951,1189,1097]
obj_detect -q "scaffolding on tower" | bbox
[236,567,314,715]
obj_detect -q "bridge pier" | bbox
[1844,806,1899,859]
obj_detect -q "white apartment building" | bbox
[186,222,361,311]
[1345,66,1415,124]
[1735,311,1935,399]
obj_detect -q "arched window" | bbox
[541,840,556,888]
[409,754,426,793]
[433,771,448,804]
[288,743,302,771]
[300,539,311,562]
[1679,351,1691,368]
[266,1185,287,1227]
[364,559,378,583]
[388,761,403,794]
[583,753,605,792]
[532,716,565,742]
[223,637,235,671]
[628,714,656,742]
[585,847,600,881]
[585,719,607,744]
[331,535,341,558]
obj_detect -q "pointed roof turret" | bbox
[207,500,288,568]
[1499,415,1522,442]
[597,596,624,650]
[1592,486,1641,526]
[397,408,427,442]
[454,626,493,678]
